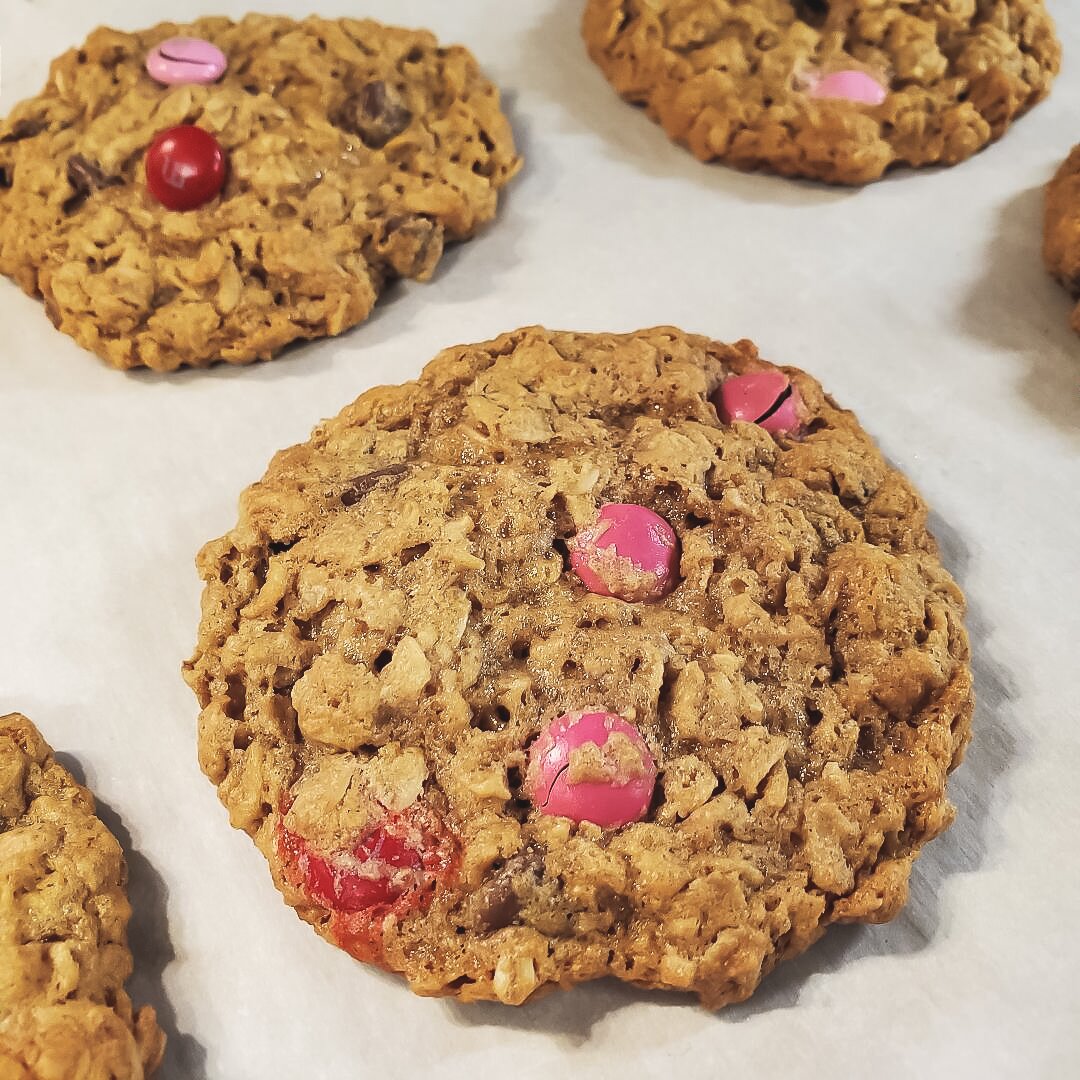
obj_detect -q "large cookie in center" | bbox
[185,327,972,1009]
[0,16,520,370]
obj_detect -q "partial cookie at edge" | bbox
[1044,145,1080,336]
[0,713,164,1079]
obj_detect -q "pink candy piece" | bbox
[808,69,888,107]
[716,371,803,434]
[146,37,227,86]
[569,504,679,601]
[526,712,656,829]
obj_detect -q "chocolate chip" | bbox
[0,166,10,190]
[0,117,47,144]
[151,285,181,308]
[332,81,413,149]
[340,463,409,506]
[378,214,443,279]
[474,878,519,932]
[796,0,830,25]
[471,845,545,932]
[67,154,122,193]
[63,154,123,214]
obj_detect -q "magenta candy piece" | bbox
[809,69,888,107]
[569,504,679,601]
[526,712,656,829]
[717,371,803,434]
[760,389,802,434]
[146,37,227,86]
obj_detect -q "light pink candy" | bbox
[526,712,656,829]
[146,37,227,86]
[809,69,888,107]
[716,371,803,434]
[569,504,679,601]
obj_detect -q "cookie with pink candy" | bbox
[583,0,1060,183]
[187,326,973,1010]
[526,711,657,828]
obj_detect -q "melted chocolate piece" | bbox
[471,845,545,932]
[340,463,410,506]
[333,81,413,149]
[63,154,123,214]
[379,214,442,278]
[0,117,47,144]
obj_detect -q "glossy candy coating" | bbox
[716,371,803,434]
[146,37,227,85]
[569,504,679,601]
[145,125,226,210]
[809,69,888,107]
[526,711,657,828]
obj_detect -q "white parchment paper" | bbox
[1,2,1078,1076]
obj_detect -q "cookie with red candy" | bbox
[0,15,519,370]
[186,326,972,1009]
[274,752,458,966]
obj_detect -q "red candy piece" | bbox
[569,503,680,602]
[292,823,423,911]
[527,711,656,829]
[716,371,803,434]
[145,125,226,210]
[276,803,456,963]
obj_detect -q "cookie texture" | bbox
[1043,145,1080,336]
[0,15,519,370]
[0,713,164,1078]
[184,327,973,1008]
[582,0,1059,184]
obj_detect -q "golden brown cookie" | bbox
[0,16,520,370]
[0,713,164,1078]
[1043,145,1080,335]
[184,327,973,1009]
[582,0,1059,184]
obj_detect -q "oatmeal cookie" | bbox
[0,16,519,370]
[0,713,164,1078]
[1043,145,1080,336]
[582,0,1059,184]
[184,327,972,1009]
